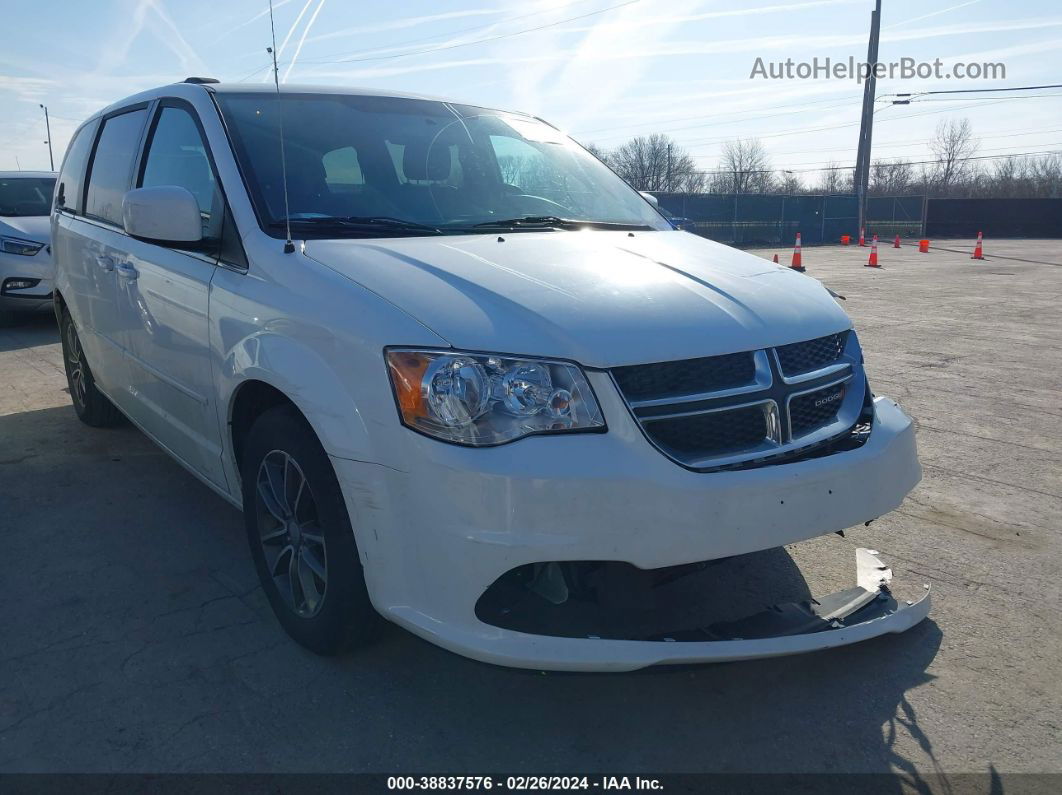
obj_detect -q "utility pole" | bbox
[39,104,54,171]
[853,0,881,239]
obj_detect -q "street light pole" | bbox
[854,0,882,240]
[40,104,54,171]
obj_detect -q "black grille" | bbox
[645,404,767,457]
[611,351,755,401]
[789,383,846,436]
[775,332,848,377]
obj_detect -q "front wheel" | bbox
[241,405,383,655]
[60,309,123,427]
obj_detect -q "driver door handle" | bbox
[115,261,139,281]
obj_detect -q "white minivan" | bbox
[52,80,929,671]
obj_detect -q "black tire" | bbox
[241,404,383,655]
[60,309,124,427]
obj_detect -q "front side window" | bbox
[140,105,223,242]
[0,177,56,217]
[215,93,669,238]
[55,120,96,214]
[85,108,148,225]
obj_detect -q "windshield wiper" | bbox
[466,216,653,232]
[268,216,443,236]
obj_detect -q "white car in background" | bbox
[0,170,57,324]
[52,81,929,671]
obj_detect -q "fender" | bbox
[218,331,377,464]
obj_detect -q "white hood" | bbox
[0,215,51,244]
[305,230,851,368]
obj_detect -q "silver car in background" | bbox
[0,170,57,324]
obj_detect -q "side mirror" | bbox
[122,186,202,243]
[640,191,659,207]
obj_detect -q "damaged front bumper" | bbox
[335,395,926,671]
[403,548,931,672]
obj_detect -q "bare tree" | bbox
[717,138,773,194]
[582,142,611,167]
[1027,154,1062,198]
[583,125,1060,199]
[607,134,704,192]
[817,161,852,194]
[776,171,804,194]
[928,118,978,195]
[870,159,915,195]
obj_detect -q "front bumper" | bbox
[332,395,925,671]
[0,250,54,312]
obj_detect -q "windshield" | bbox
[0,177,56,217]
[214,93,670,237]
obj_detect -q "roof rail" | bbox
[183,77,220,85]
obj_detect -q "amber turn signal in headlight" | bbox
[385,349,605,446]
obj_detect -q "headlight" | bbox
[386,349,605,446]
[0,236,45,256]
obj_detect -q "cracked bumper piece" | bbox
[403,549,931,671]
[333,396,924,671]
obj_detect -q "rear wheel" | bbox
[241,405,382,655]
[60,309,123,427]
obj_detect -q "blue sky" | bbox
[3,0,1060,184]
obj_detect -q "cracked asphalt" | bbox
[1,237,1060,778]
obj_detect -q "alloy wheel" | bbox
[255,450,328,618]
[65,321,87,407]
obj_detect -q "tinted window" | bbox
[0,177,56,217]
[56,121,96,214]
[85,108,147,225]
[140,105,223,240]
[215,93,669,238]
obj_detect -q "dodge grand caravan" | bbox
[51,80,929,671]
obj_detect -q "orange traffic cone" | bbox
[859,228,866,247]
[919,239,930,253]
[893,235,901,249]
[790,233,805,272]
[866,235,880,268]
[772,254,779,264]
[972,231,985,260]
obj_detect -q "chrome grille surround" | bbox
[610,331,867,471]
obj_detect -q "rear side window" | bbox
[85,108,148,225]
[55,121,97,214]
[140,105,223,241]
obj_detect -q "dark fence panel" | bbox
[654,194,1062,243]
[926,198,1062,238]
[651,192,928,245]
[823,195,858,244]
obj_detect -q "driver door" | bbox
[117,99,229,489]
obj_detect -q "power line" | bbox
[733,129,1062,162]
[679,94,1060,149]
[893,93,1062,103]
[692,148,1062,176]
[886,82,1062,98]
[573,95,861,138]
[583,98,859,143]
